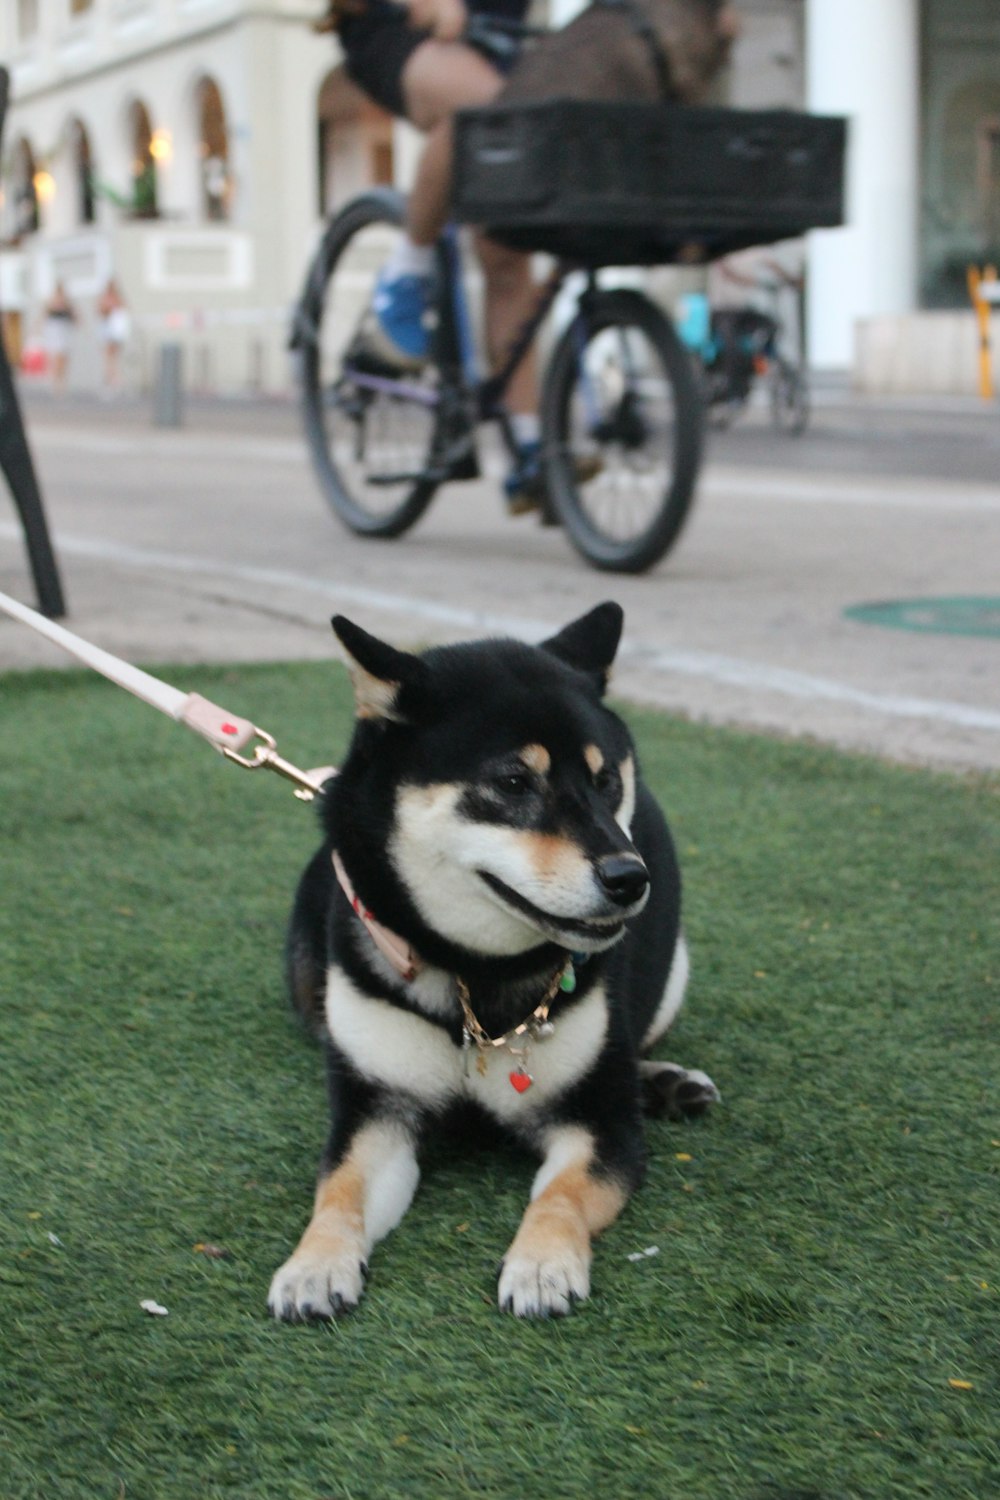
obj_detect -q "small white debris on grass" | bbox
[47,1232,63,1247]
[140,1299,169,1316]
[626,1246,660,1262]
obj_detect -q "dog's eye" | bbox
[493,771,533,797]
[594,765,621,801]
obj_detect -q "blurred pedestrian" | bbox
[97,277,130,391]
[43,281,76,392]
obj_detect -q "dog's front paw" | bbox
[268,1248,367,1322]
[640,1061,720,1121]
[498,1246,591,1318]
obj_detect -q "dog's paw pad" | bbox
[497,1250,590,1318]
[641,1062,720,1121]
[267,1252,366,1322]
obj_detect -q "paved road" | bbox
[2,388,999,774]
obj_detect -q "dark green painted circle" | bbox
[844,597,1000,639]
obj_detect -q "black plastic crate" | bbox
[452,100,847,266]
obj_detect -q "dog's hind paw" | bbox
[498,1248,590,1318]
[267,1250,367,1322]
[639,1061,720,1121]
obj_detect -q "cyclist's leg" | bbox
[404,43,544,508]
[405,44,539,412]
[342,39,509,367]
[475,232,538,420]
[401,40,505,241]
[474,230,547,512]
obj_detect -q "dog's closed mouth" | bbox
[476,869,628,940]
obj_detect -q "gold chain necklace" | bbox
[455,957,576,1094]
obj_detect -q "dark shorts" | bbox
[339,0,528,120]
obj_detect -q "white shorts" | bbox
[103,308,131,345]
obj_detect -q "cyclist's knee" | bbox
[402,40,503,130]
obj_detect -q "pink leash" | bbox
[0,586,333,801]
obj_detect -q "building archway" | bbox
[196,76,231,221]
[316,66,394,217]
[127,99,158,218]
[69,118,96,225]
[975,112,1000,254]
[10,137,40,238]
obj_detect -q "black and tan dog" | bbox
[269,603,716,1321]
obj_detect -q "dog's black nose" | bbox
[596,854,649,906]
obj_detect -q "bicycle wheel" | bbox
[542,289,703,573]
[296,190,440,537]
[770,357,810,436]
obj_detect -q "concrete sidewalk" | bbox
[2,386,999,775]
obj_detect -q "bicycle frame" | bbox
[297,186,706,570]
[340,222,586,480]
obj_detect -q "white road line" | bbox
[27,427,1000,511]
[622,645,1000,731]
[3,524,999,734]
[27,427,306,465]
[701,466,1000,513]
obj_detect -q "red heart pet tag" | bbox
[509,1069,533,1094]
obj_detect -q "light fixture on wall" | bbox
[33,170,55,203]
[149,128,173,163]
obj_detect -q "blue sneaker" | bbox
[354,267,432,371]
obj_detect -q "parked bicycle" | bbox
[677,274,810,435]
[291,191,703,575]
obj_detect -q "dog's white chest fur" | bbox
[324,968,609,1121]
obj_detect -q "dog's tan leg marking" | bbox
[268,1120,419,1321]
[498,1128,627,1318]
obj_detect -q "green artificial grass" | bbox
[0,659,997,1500]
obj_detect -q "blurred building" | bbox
[1,0,997,394]
[0,0,401,393]
[806,0,1000,391]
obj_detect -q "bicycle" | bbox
[677,278,810,435]
[291,21,704,575]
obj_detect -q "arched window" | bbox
[975,113,1000,253]
[70,118,95,225]
[316,66,394,218]
[128,99,158,219]
[942,77,1000,244]
[11,138,39,238]
[196,77,231,221]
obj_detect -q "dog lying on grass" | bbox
[269,604,717,1320]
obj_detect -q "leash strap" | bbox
[332,850,423,982]
[0,586,332,800]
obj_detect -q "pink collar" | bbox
[332,851,423,983]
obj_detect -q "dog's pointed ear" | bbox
[332,615,428,722]
[540,602,623,692]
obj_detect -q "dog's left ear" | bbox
[332,615,428,722]
[540,601,624,692]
